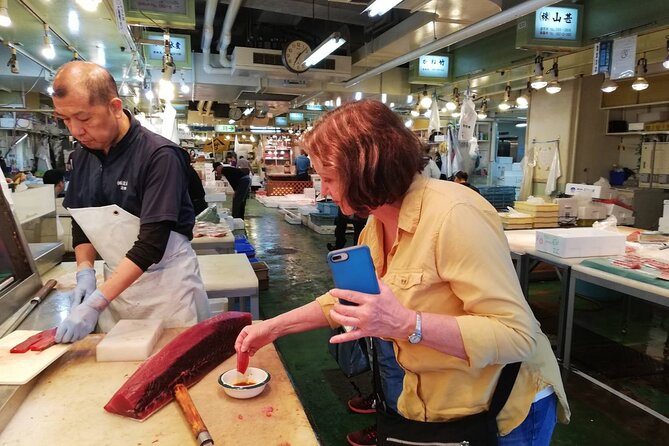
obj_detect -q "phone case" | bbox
[327,245,379,304]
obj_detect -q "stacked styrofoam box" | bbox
[535,228,626,258]
[513,201,559,228]
[659,200,669,233]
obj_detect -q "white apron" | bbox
[68,205,211,332]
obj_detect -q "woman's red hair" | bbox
[303,100,423,214]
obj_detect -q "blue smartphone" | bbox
[327,245,379,305]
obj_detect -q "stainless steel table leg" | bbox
[561,273,578,369]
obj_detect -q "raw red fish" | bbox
[10,328,57,353]
[237,351,250,374]
[104,311,252,420]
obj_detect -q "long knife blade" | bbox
[0,279,58,338]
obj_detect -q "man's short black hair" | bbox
[43,169,64,185]
[212,162,222,170]
[454,171,468,181]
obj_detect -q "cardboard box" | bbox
[565,183,606,198]
[535,228,626,258]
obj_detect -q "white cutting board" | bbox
[0,330,69,385]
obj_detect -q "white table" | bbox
[197,254,259,319]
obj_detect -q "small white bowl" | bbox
[218,367,270,399]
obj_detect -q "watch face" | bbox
[229,107,242,121]
[408,334,421,344]
[282,40,311,74]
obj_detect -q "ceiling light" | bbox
[145,90,154,101]
[531,55,547,90]
[41,24,55,60]
[120,84,130,95]
[76,0,101,12]
[600,77,618,93]
[407,94,413,104]
[389,102,395,108]
[68,10,79,33]
[336,96,341,106]
[477,100,488,120]
[515,122,528,128]
[632,56,649,91]
[381,93,387,104]
[243,107,255,116]
[410,109,420,117]
[498,85,512,111]
[419,90,432,109]
[304,32,346,67]
[516,81,530,108]
[441,106,448,113]
[46,85,54,95]
[158,78,174,101]
[250,135,256,142]
[445,87,459,111]
[95,45,106,66]
[423,109,431,118]
[365,0,402,17]
[0,0,12,27]
[664,38,669,69]
[545,60,561,94]
[354,91,362,101]
[451,111,461,118]
[404,118,413,128]
[179,72,190,94]
[228,119,235,124]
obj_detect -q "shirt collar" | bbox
[82,110,137,158]
[397,174,429,234]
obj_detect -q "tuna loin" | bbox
[104,311,252,420]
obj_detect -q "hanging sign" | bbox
[418,55,449,78]
[592,40,613,75]
[516,4,583,50]
[142,31,192,69]
[124,0,196,29]
[214,125,236,133]
[610,35,637,80]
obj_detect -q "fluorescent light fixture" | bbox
[0,0,12,27]
[600,78,618,93]
[407,94,413,104]
[68,10,79,33]
[354,91,362,101]
[41,24,55,60]
[95,45,106,66]
[365,0,402,17]
[381,93,387,104]
[76,0,101,12]
[336,96,341,106]
[516,122,528,128]
[663,38,669,69]
[243,107,255,116]
[304,32,346,67]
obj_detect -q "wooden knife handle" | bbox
[174,384,214,446]
[32,279,58,303]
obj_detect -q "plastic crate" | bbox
[266,180,314,196]
[309,212,336,226]
[479,186,517,210]
[234,239,256,258]
[316,201,339,216]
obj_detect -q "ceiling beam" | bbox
[219,0,369,26]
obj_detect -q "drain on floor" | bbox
[265,247,298,255]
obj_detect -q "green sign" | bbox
[142,31,192,69]
[214,124,236,133]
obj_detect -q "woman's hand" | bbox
[235,320,278,357]
[329,279,414,343]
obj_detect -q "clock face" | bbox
[282,40,311,74]
[229,107,242,121]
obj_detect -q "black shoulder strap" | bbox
[488,362,522,416]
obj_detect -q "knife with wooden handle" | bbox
[174,383,214,446]
[0,279,58,338]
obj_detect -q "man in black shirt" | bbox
[52,61,209,343]
[453,171,480,194]
[214,162,251,220]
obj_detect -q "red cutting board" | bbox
[0,330,69,385]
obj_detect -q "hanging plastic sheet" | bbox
[519,147,535,200]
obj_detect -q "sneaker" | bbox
[347,424,377,446]
[327,243,336,251]
[348,393,377,414]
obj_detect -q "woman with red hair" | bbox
[235,100,569,446]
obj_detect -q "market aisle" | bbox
[240,197,664,446]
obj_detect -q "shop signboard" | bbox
[124,0,196,29]
[610,35,637,80]
[408,55,450,85]
[274,116,288,126]
[516,4,583,50]
[142,31,192,69]
[592,40,613,75]
[289,112,304,123]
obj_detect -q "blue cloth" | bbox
[373,338,404,413]
[294,155,311,175]
[498,393,557,446]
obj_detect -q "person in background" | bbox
[420,148,441,179]
[181,149,207,215]
[42,169,66,197]
[294,149,311,181]
[52,61,209,343]
[236,155,251,175]
[215,163,251,220]
[453,170,480,194]
[235,100,569,446]
[326,207,367,252]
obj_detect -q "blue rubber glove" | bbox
[70,268,97,307]
[56,289,110,343]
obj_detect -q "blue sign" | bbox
[275,116,288,126]
[289,112,304,122]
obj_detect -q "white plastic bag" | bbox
[458,97,477,141]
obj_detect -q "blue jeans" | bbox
[498,393,557,446]
[373,338,404,413]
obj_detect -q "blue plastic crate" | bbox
[316,201,339,216]
[478,186,516,210]
[234,239,256,258]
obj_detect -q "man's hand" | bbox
[70,268,96,307]
[56,290,110,343]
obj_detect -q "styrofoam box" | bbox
[535,228,626,258]
[565,183,603,198]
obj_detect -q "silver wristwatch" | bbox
[408,311,422,344]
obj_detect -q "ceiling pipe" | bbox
[343,0,562,88]
[201,0,242,75]
[218,0,243,67]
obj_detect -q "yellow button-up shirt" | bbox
[317,175,570,434]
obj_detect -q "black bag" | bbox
[376,362,521,446]
[327,329,370,378]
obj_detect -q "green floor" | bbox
[240,198,669,445]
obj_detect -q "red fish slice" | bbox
[29,328,57,351]
[10,327,56,353]
[237,351,250,374]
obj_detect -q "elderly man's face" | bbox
[53,88,121,151]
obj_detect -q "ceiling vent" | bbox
[236,91,299,102]
[232,47,351,81]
